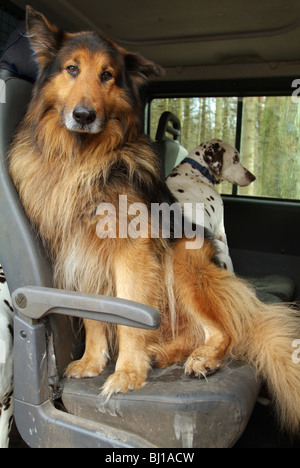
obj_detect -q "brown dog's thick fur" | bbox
[8,7,300,433]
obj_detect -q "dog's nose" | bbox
[249,172,256,182]
[73,107,97,126]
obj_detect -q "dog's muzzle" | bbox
[73,107,97,126]
[63,106,103,134]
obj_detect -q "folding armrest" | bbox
[12,287,161,448]
[12,286,161,330]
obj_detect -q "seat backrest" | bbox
[154,111,188,177]
[0,70,80,376]
[0,70,53,293]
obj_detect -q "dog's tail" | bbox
[174,240,300,433]
[219,276,300,433]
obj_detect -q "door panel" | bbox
[223,196,300,299]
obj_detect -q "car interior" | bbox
[0,0,299,448]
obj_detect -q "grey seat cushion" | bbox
[245,274,295,302]
[61,361,259,448]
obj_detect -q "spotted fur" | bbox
[167,139,256,272]
[0,265,13,448]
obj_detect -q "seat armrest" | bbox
[12,286,161,330]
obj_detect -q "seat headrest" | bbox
[0,21,39,81]
[155,111,182,143]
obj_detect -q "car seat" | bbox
[0,68,262,448]
[153,111,189,177]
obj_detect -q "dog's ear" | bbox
[203,142,224,176]
[26,6,64,66]
[124,52,164,84]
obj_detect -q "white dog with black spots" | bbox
[167,139,256,272]
[0,265,13,448]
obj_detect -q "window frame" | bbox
[146,77,300,202]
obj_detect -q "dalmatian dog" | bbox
[0,265,14,448]
[166,139,256,272]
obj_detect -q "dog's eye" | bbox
[66,65,79,77]
[101,71,113,83]
[233,155,240,164]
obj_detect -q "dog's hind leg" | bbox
[184,319,231,378]
[172,237,232,377]
[154,313,230,377]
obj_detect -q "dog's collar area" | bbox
[181,157,215,185]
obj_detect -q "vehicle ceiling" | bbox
[11,0,300,81]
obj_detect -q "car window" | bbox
[150,95,300,200]
[239,96,300,199]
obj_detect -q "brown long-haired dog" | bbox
[9,7,300,433]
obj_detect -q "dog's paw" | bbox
[101,370,146,398]
[65,355,108,379]
[184,349,222,379]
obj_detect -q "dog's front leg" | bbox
[101,325,152,397]
[65,320,109,378]
[101,243,160,397]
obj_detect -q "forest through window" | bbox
[150,96,300,200]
